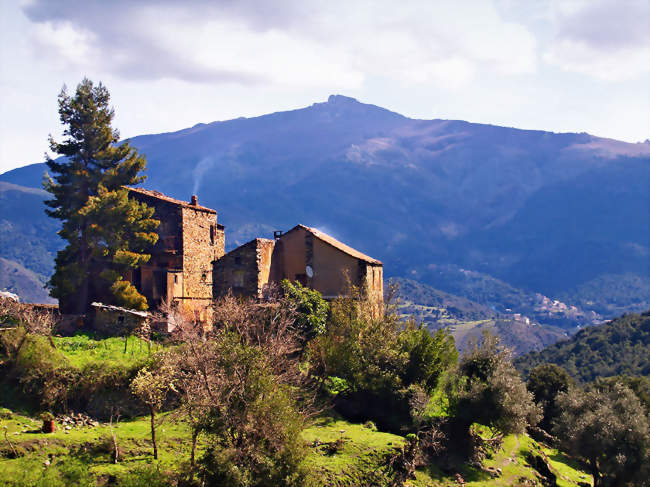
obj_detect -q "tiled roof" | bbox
[287,224,382,265]
[127,187,217,214]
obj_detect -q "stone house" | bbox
[126,188,225,322]
[124,190,383,322]
[213,225,383,307]
[91,302,150,336]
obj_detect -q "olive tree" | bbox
[553,381,650,486]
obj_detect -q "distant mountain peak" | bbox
[327,94,359,104]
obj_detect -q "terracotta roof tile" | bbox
[127,187,217,214]
[287,224,382,265]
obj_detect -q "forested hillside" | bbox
[515,311,650,382]
[0,182,60,303]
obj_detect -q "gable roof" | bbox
[127,187,217,214]
[285,224,382,265]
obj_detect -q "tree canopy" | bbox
[44,78,158,313]
[553,381,650,486]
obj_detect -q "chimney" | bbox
[190,195,198,206]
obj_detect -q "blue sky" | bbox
[1,0,648,173]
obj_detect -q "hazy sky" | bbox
[1,0,648,173]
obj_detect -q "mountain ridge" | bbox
[1,96,648,326]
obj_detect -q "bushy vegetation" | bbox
[308,283,457,432]
[0,288,610,486]
[0,300,151,416]
[515,311,650,382]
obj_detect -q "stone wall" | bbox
[181,207,224,300]
[90,304,150,336]
[126,191,184,307]
[213,238,275,298]
[360,262,384,314]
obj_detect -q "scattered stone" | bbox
[55,412,98,428]
[43,460,50,466]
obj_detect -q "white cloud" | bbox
[544,0,650,80]
[18,0,538,89]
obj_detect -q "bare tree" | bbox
[129,358,176,460]
[163,293,320,484]
[0,300,57,366]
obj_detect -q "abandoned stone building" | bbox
[125,189,383,320]
[213,225,383,306]
[126,188,225,322]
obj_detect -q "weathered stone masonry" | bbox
[126,188,225,320]
[213,238,276,298]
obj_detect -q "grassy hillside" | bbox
[0,409,591,487]
[0,331,592,486]
[515,311,650,382]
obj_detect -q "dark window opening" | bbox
[210,225,215,245]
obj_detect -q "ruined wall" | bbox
[91,307,149,336]
[128,192,184,261]
[359,262,384,312]
[256,239,276,293]
[127,192,184,307]
[213,239,275,298]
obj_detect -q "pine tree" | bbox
[44,78,159,313]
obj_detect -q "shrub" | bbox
[12,335,79,410]
[445,332,540,459]
[309,284,457,431]
[281,279,329,342]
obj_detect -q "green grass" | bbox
[302,414,405,485]
[542,446,593,487]
[53,333,163,369]
[1,333,592,486]
[410,430,592,487]
[1,407,593,487]
[0,409,192,485]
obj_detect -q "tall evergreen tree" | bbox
[44,78,159,313]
